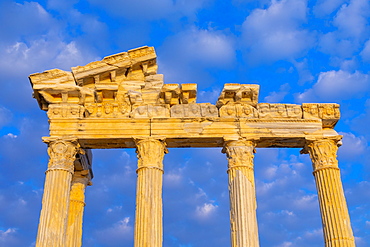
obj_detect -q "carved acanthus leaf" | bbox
[305,138,341,171]
[46,139,80,173]
[135,139,168,170]
[223,140,256,169]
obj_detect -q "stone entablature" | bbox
[29,46,339,130]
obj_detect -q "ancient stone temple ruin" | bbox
[29,46,355,247]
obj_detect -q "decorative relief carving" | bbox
[135,138,168,171]
[302,103,340,128]
[257,103,302,119]
[131,104,170,118]
[286,104,303,118]
[219,104,237,117]
[219,104,258,118]
[301,137,341,171]
[85,102,131,118]
[171,103,218,117]
[47,104,84,119]
[30,47,340,132]
[127,90,144,106]
[223,140,256,170]
[45,139,80,173]
[200,103,218,117]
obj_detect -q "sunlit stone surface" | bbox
[30,46,354,247]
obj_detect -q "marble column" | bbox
[36,138,79,247]
[223,139,259,247]
[304,137,355,247]
[66,170,91,247]
[134,138,168,247]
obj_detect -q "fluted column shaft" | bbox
[66,172,90,247]
[305,138,355,247]
[134,138,167,247]
[223,139,259,247]
[36,139,79,247]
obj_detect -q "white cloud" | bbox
[264,83,290,102]
[159,27,235,82]
[293,59,315,84]
[360,39,370,61]
[198,88,221,104]
[318,0,370,58]
[0,228,19,246]
[1,37,98,73]
[95,217,133,245]
[338,132,367,160]
[319,33,355,58]
[277,241,293,247]
[293,195,318,210]
[0,1,55,44]
[241,0,313,63]
[314,0,346,16]
[195,202,218,219]
[164,170,183,186]
[333,0,370,39]
[296,70,370,102]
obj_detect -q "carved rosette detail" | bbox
[305,138,340,172]
[223,140,256,170]
[47,139,80,173]
[135,138,168,172]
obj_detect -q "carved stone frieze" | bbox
[219,104,258,118]
[131,104,170,118]
[85,102,131,118]
[257,103,303,119]
[170,103,218,117]
[47,104,84,119]
[286,104,303,118]
[302,103,340,128]
[200,103,218,117]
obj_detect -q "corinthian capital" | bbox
[44,137,80,173]
[302,137,342,171]
[135,138,168,171]
[223,139,256,170]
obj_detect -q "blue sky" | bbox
[0,0,370,246]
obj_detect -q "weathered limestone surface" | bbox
[223,139,259,247]
[66,173,89,247]
[29,46,341,149]
[36,138,79,247]
[66,149,92,247]
[29,46,355,247]
[302,138,355,247]
[134,138,167,247]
